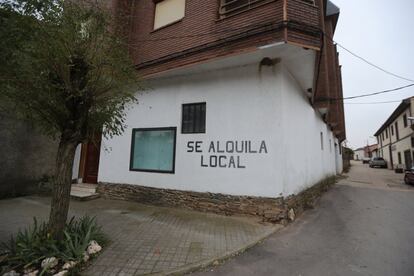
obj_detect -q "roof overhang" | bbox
[374,98,412,136]
[145,41,317,94]
[326,0,340,32]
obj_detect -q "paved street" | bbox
[0,197,277,275]
[194,161,414,276]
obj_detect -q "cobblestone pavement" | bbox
[0,196,278,275]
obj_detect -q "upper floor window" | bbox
[391,125,394,136]
[385,128,388,139]
[403,114,408,128]
[182,102,206,134]
[395,122,400,140]
[219,0,272,18]
[320,132,324,150]
[302,0,315,5]
[154,0,186,30]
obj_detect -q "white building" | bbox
[354,148,364,161]
[375,97,414,170]
[71,0,346,220]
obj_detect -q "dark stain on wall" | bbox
[0,113,58,198]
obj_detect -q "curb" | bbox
[149,224,284,276]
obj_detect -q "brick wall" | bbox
[113,0,322,75]
[313,0,346,142]
[113,0,345,140]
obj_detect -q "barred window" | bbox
[219,0,272,18]
[302,0,315,5]
[182,103,206,134]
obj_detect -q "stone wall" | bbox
[98,176,336,223]
[0,113,58,198]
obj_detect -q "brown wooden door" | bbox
[83,136,101,184]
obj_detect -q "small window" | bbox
[320,132,324,150]
[403,114,408,128]
[395,122,399,140]
[154,0,185,30]
[302,0,315,4]
[391,125,394,136]
[398,152,402,164]
[130,127,176,173]
[182,102,206,134]
[385,128,388,139]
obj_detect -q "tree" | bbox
[0,0,142,239]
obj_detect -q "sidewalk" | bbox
[0,196,280,275]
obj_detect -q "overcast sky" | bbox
[331,0,414,149]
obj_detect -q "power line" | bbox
[343,83,414,100]
[318,83,414,102]
[322,33,414,83]
[344,100,402,105]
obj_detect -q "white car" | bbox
[369,157,388,168]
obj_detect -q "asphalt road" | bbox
[194,162,414,276]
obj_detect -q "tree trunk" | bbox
[48,137,78,240]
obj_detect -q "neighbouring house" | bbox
[375,97,414,170]
[72,0,346,220]
[367,144,378,158]
[353,144,378,161]
[354,147,364,160]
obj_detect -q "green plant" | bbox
[65,216,107,246]
[60,216,106,261]
[0,216,107,274]
[1,218,59,269]
[0,0,142,238]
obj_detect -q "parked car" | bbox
[369,157,388,168]
[404,167,414,185]
[362,157,371,164]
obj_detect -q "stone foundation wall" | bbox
[98,176,336,223]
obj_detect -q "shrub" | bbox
[0,216,107,275]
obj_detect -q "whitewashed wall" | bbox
[98,62,341,198]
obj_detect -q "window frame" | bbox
[320,132,324,150]
[153,0,186,31]
[218,0,275,19]
[395,122,399,140]
[403,114,408,128]
[129,127,177,174]
[181,102,206,134]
